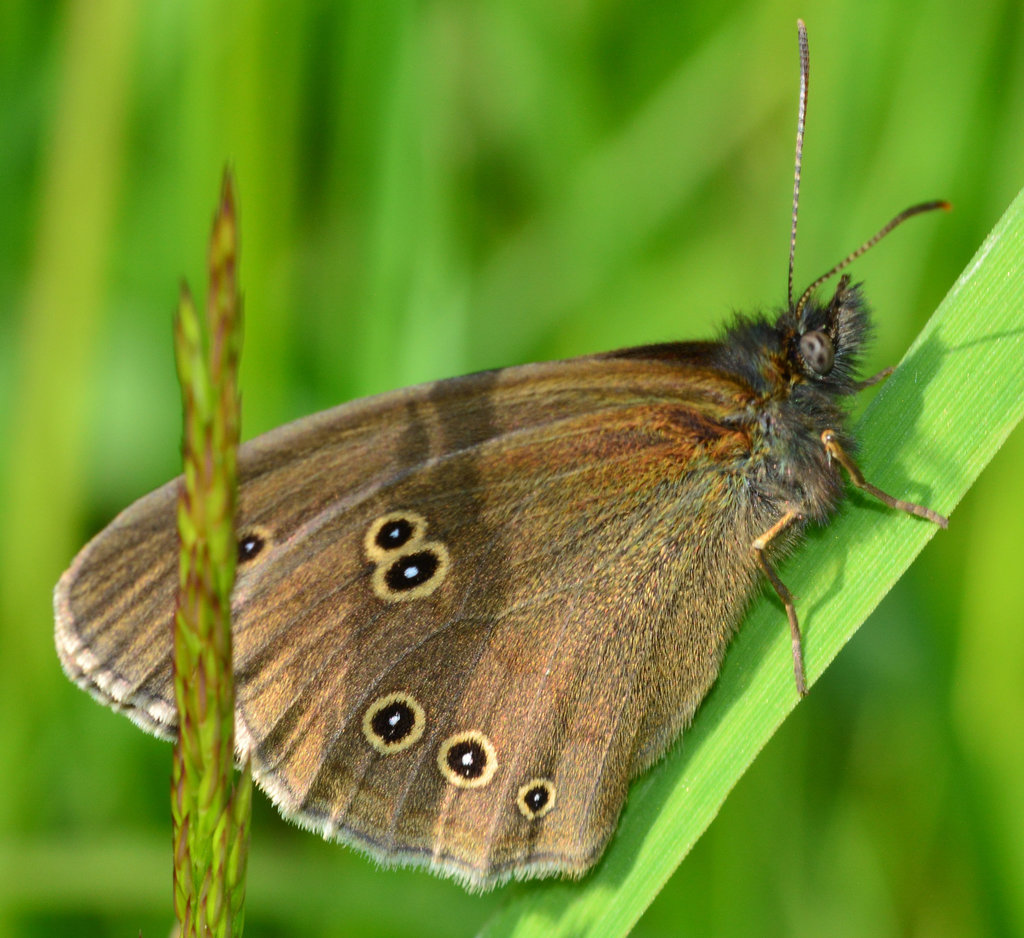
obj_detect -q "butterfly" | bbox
[54,21,946,890]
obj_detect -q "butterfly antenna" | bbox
[793,200,951,319]
[788,20,810,312]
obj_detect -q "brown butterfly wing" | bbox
[55,353,769,888]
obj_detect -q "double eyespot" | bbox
[364,511,450,601]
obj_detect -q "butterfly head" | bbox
[781,272,870,396]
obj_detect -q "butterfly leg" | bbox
[751,510,807,696]
[852,365,894,391]
[821,430,949,528]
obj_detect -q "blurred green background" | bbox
[2,0,1022,935]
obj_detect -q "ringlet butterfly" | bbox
[55,21,947,890]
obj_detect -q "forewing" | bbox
[54,353,759,886]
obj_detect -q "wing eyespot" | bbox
[364,511,428,562]
[237,527,272,565]
[437,731,498,788]
[516,777,556,820]
[361,692,426,754]
[370,542,450,602]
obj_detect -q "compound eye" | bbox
[800,330,834,375]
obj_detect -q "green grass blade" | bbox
[478,188,1024,938]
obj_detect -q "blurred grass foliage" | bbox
[1,1,1022,936]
